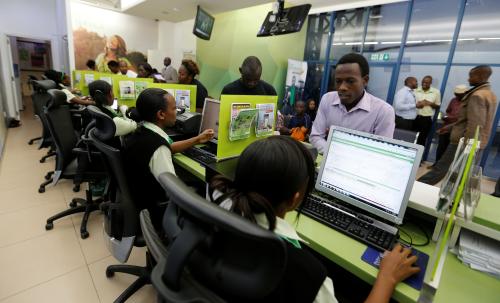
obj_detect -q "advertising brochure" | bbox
[119,80,135,99]
[84,73,95,86]
[231,103,251,121]
[99,76,112,86]
[229,108,258,141]
[135,81,148,98]
[255,103,275,137]
[175,89,191,108]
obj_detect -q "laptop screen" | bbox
[200,98,220,140]
[315,126,423,224]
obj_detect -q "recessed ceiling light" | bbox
[172,7,179,12]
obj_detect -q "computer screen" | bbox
[316,126,423,224]
[200,98,220,140]
[257,4,311,37]
[193,6,214,40]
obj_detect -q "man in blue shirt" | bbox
[393,77,417,131]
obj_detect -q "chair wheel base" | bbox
[80,230,89,239]
[44,174,52,180]
[39,158,45,163]
[39,187,45,193]
[73,185,80,192]
[106,268,115,278]
[28,141,33,145]
[45,222,54,230]
[69,201,77,207]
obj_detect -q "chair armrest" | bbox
[72,147,101,157]
[140,209,168,262]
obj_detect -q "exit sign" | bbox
[370,53,390,61]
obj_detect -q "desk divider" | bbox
[71,71,196,110]
[217,95,278,160]
[147,83,197,112]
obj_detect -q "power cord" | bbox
[398,220,431,247]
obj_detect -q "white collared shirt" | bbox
[103,105,137,136]
[393,86,417,119]
[143,122,176,180]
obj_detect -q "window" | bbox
[453,0,500,63]
[402,0,461,63]
[304,13,333,61]
[330,8,368,61]
[303,62,325,103]
[367,66,394,101]
[395,64,445,101]
[363,2,409,63]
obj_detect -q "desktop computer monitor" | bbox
[200,98,220,141]
[315,126,423,224]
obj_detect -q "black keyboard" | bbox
[302,195,398,251]
[182,148,216,165]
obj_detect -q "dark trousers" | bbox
[414,115,433,146]
[435,132,451,163]
[419,144,483,185]
[494,177,500,197]
[395,115,414,131]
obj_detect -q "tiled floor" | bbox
[0,101,155,302]
[0,100,497,302]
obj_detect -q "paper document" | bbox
[175,90,191,108]
[255,103,275,137]
[84,73,94,86]
[119,81,135,99]
[135,81,148,98]
[229,108,258,141]
[99,76,112,86]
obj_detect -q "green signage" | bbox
[370,53,390,61]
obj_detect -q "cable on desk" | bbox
[399,220,430,247]
[398,228,413,247]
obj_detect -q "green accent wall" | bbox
[197,3,307,101]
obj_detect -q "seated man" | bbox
[310,53,395,153]
[220,56,277,96]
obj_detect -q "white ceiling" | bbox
[77,0,406,22]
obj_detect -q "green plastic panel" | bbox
[217,94,278,160]
[147,82,197,112]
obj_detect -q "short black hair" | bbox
[404,76,416,85]
[86,59,96,69]
[241,56,262,76]
[337,53,369,77]
[471,65,492,78]
[44,69,64,84]
[138,62,154,76]
[136,88,170,123]
[88,80,112,107]
[107,60,119,68]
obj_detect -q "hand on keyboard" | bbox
[379,243,420,286]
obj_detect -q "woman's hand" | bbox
[378,244,420,287]
[197,129,215,144]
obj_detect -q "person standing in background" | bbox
[433,84,467,164]
[393,77,418,131]
[419,66,497,185]
[161,57,178,83]
[414,76,441,146]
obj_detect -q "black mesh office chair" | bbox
[150,173,287,302]
[394,128,420,144]
[87,105,153,303]
[30,80,57,163]
[27,75,41,145]
[42,90,106,238]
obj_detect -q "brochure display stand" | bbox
[418,128,482,303]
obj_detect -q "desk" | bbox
[174,155,500,303]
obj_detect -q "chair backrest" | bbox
[32,80,57,147]
[394,128,420,144]
[155,173,287,301]
[87,105,138,263]
[45,89,78,169]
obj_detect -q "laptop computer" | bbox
[182,98,220,164]
[304,126,423,250]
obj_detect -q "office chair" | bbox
[87,105,153,303]
[41,90,106,238]
[151,173,287,302]
[27,75,41,145]
[394,128,420,144]
[30,80,57,163]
